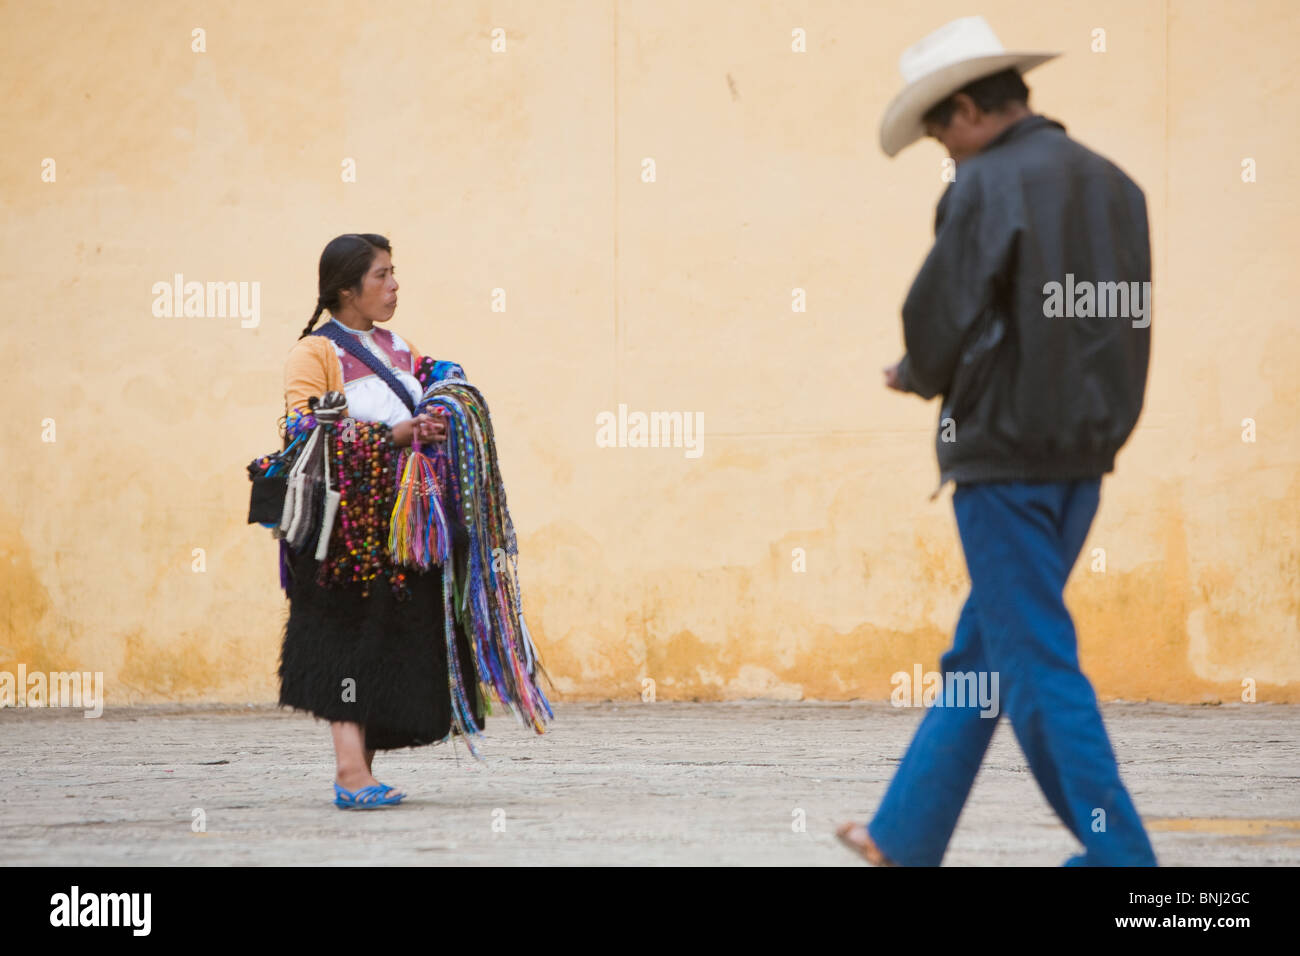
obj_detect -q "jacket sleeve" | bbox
[284,338,333,418]
[898,174,1019,400]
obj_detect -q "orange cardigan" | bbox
[282,331,422,421]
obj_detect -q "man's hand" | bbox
[883,360,908,392]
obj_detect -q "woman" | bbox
[278,233,483,809]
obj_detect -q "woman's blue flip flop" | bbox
[334,781,405,809]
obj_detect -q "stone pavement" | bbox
[1,700,1297,865]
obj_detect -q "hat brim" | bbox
[879,52,1061,157]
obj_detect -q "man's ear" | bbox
[951,92,981,126]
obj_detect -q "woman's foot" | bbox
[330,722,401,800]
[335,768,404,801]
[835,821,896,865]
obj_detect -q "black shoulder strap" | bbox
[312,321,417,416]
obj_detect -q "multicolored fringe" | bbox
[394,358,553,758]
[388,443,452,571]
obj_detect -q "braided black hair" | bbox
[300,233,393,338]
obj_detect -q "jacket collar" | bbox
[980,113,1065,154]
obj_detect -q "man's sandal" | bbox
[334,781,405,809]
[835,822,897,865]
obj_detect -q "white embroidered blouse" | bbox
[324,318,424,428]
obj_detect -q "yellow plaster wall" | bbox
[1,0,1296,705]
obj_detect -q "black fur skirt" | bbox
[277,544,484,751]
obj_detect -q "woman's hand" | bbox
[393,412,447,448]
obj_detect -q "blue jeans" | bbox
[866,479,1157,866]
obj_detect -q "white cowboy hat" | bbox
[880,16,1061,157]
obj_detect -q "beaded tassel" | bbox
[388,441,451,571]
[315,421,409,600]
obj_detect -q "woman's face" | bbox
[343,249,399,323]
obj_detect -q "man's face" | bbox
[924,93,992,164]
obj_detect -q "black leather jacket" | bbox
[896,114,1151,487]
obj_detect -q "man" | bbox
[836,16,1157,866]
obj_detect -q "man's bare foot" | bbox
[835,822,896,865]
